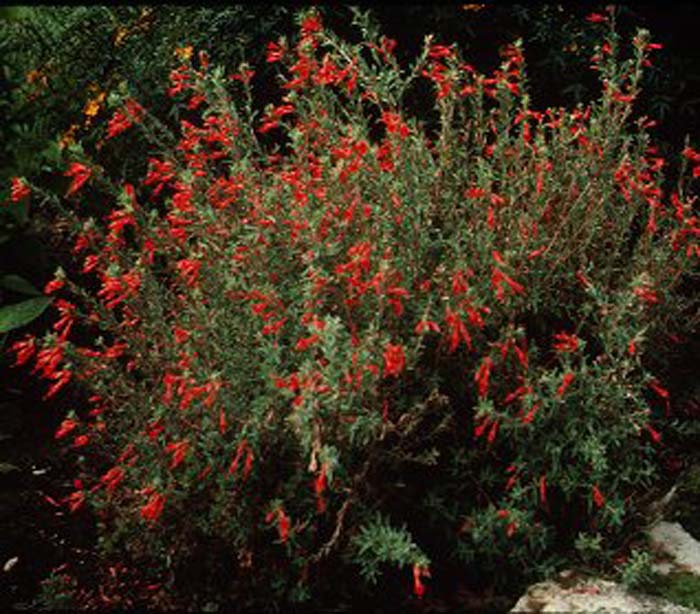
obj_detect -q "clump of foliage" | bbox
[0,6,291,182]
[648,572,700,610]
[10,7,700,610]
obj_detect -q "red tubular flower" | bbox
[266,508,291,543]
[491,267,525,302]
[243,447,254,481]
[633,285,659,305]
[10,177,30,202]
[140,492,166,523]
[474,357,493,398]
[100,466,125,493]
[278,509,291,542]
[539,475,547,505]
[44,278,65,294]
[266,41,284,63]
[65,490,85,513]
[557,372,575,397]
[228,439,247,477]
[176,258,202,287]
[521,403,540,425]
[552,332,580,353]
[106,110,132,139]
[44,369,72,399]
[55,417,78,439]
[487,419,499,444]
[11,335,36,367]
[64,163,92,196]
[415,319,440,334]
[383,343,405,377]
[173,327,191,344]
[165,440,190,469]
[72,434,89,448]
[474,416,490,439]
[649,379,671,416]
[586,12,607,23]
[592,484,605,508]
[301,13,322,37]
[645,424,662,444]
[295,334,319,351]
[444,307,471,352]
[412,564,430,599]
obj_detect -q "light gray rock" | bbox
[510,576,698,613]
[649,521,700,575]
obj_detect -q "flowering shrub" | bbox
[11,8,700,609]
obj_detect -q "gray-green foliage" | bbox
[350,513,430,584]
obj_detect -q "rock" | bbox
[510,576,698,613]
[649,521,700,575]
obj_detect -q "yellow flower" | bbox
[114,26,129,47]
[26,69,42,84]
[175,45,194,61]
[83,91,106,119]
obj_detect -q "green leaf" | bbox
[0,462,19,474]
[0,296,51,333]
[0,275,42,296]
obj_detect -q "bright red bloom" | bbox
[487,419,499,444]
[65,490,85,513]
[521,403,539,425]
[381,111,410,139]
[228,439,254,481]
[165,440,190,469]
[474,357,493,398]
[55,418,78,439]
[557,372,575,397]
[552,332,580,353]
[301,13,322,37]
[10,177,30,202]
[592,484,605,508]
[444,307,471,352]
[107,110,132,139]
[176,258,202,287]
[412,564,430,599]
[266,507,291,543]
[11,336,36,367]
[295,334,319,351]
[140,492,166,523]
[44,278,65,294]
[44,369,72,399]
[383,343,405,377]
[414,320,440,334]
[314,464,328,513]
[266,41,284,63]
[649,379,671,416]
[633,285,659,305]
[586,12,607,23]
[72,434,89,448]
[491,267,525,302]
[65,163,92,196]
[173,327,191,344]
[100,466,125,493]
[645,424,662,444]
